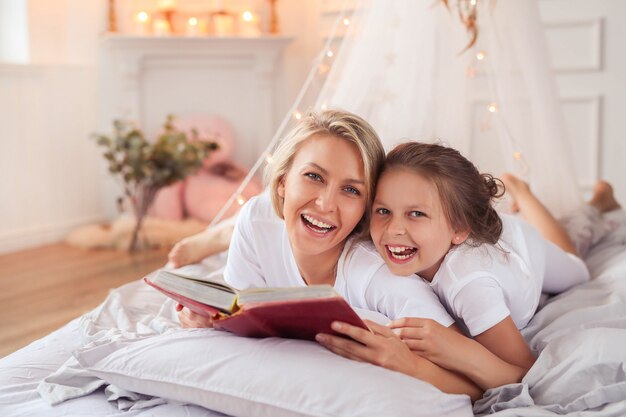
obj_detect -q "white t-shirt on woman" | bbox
[224,192,454,325]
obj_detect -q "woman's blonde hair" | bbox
[264,109,384,239]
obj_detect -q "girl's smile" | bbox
[370,167,467,281]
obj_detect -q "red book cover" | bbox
[213,297,368,340]
[145,275,369,341]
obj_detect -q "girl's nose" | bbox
[387,216,406,236]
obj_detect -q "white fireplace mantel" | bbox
[98,34,292,167]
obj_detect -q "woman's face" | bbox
[278,134,367,260]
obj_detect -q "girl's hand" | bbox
[315,320,424,378]
[176,304,216,328]
[388,318,470,372]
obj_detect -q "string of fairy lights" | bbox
[208,0,524,228]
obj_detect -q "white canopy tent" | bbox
[214,0,581,226]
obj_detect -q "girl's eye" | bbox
[408,210,426,218]
[375,208,390,215]
[305,172,322,181]
[344,186,361,196]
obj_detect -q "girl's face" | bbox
[369,168,468,281]
[278,134,367,260]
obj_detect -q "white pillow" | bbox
[75,329,472,417]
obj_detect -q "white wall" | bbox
[1,0,623,254]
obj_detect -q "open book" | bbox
[144,269,370,340]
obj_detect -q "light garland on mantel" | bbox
[210,0,527,227]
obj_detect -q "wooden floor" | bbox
[0,243,169,358]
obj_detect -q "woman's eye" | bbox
[305,172,322,181]
[409,211,425,218]
[344,186,361,196]
[375,208,390,215]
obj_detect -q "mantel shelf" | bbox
[101,34,293,53]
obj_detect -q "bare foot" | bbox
[168,233,216,268]
[589,181,621,213]
[501,173,531,213]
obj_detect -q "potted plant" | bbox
[94,116,218,252]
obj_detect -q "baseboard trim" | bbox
[0,216,107,255]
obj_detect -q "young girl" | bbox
[316,142,591,390]
[177,112,483,399]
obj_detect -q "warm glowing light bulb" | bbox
[514,151,522,161]
[343,18,351,26]
[137,11,149,22]
[242,11,254,22]
[265,154,274,164]
[326,50,334,58]
[320,103,328,110]
[476,51,486,61]
[488,103,498,113]
[318,64,330,74]
[294,111,303,120]
[237,195,246,205]
[188,16,198,26]
[470,0,477,5]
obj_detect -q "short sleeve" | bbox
[451,277,510,337]
[223,200,267,290]
[364,267,454,326]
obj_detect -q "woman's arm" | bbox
[390,316,535,390]
[316,320,483,402]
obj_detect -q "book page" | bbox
[238,285,337,304]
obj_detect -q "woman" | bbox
[177,110,482,400]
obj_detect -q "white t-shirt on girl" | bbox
[425,214,590,337]
[224,192,454,325]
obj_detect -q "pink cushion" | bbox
[184,164,263,223]
[149,182,185,221]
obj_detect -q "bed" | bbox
[1,212,625,417]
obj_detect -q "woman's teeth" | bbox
[302,214,334,233]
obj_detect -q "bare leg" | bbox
[168,214,238,268]
[589,181,621,213]
[501,173,579,256]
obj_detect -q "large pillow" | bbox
[75,329,472,417]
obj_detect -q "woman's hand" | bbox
[388,318,470,372]
[315,320,423,378]
[176,304,216,328]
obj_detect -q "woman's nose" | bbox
[316,188,338,212]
